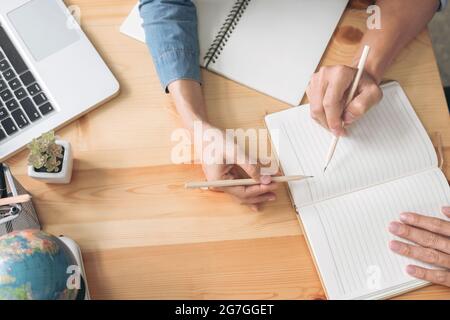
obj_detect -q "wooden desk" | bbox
[6,0,450,299]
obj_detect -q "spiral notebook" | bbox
[120,0,348,105]
[265,82,450,299]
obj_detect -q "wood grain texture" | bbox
[4,0,450,299]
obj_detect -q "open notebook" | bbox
[120,0,348,105]
[265,82,450,300]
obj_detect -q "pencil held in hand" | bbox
[185,175,313,189]
[323,45,371,173]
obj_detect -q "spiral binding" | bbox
[203,0,251,68]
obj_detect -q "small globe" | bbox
[0,229,79,300]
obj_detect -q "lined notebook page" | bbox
[300,168,450,300]
[265,82,437,207]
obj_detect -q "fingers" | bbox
[308,65,383,135]
[405,265,450,287]
[322,83,346,136]
[389,221,450,254]
[390,240,450,269]
[238,192,277,205]
[242,182,279,199]
[203,144,275,210]
[222,182,279,205]
[342,78,382,126]
[239,161,260,179]
[389,208,450,286]
[399,211,450,237]
[308,66,355,134]
[307,67,328,129]
[221,182,278,199]
[237,155,272,185]
[442,206,450,218]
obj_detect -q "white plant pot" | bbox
[28,140,73,184]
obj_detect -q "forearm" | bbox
[139,0,201,91]
[168,80,212,132]
[354,0,440,82]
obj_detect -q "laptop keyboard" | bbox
[0,26,55,142]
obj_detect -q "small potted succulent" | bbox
[27,131,73,184]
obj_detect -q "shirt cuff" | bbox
[152,48,202,93]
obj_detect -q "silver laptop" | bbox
[0,0,119,160]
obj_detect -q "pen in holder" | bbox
[0,164,40,236]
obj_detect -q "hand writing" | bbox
[306,65,382,136]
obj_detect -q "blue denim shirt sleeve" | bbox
[139,0,445,93]
[139,0,201,93]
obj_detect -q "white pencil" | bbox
[323,45,371,173]
[185,175,313,189]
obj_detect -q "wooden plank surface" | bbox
[5,0,450,299]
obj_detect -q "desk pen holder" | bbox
[0,164,40,236]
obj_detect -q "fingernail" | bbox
[389,241,402,252]
[260,175,271,185]
[406,265,416,276]
[399,212,412,223]
[442,207,450,215]
[343,112,356,125]
[388,222,400,234]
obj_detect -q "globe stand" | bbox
[58,236,91,300]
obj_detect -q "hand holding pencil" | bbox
[306,45,383,171]
[200,160,280,211]
[186,175,312,189]
[323,45,371,172]
[185,173,312,211]
[196,134,313,211]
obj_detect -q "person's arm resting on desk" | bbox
[139,0,276,211]
[306,0,443,136]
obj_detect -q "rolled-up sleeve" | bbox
[139,0,201,92]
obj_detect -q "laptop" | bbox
[0,0,119,160]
